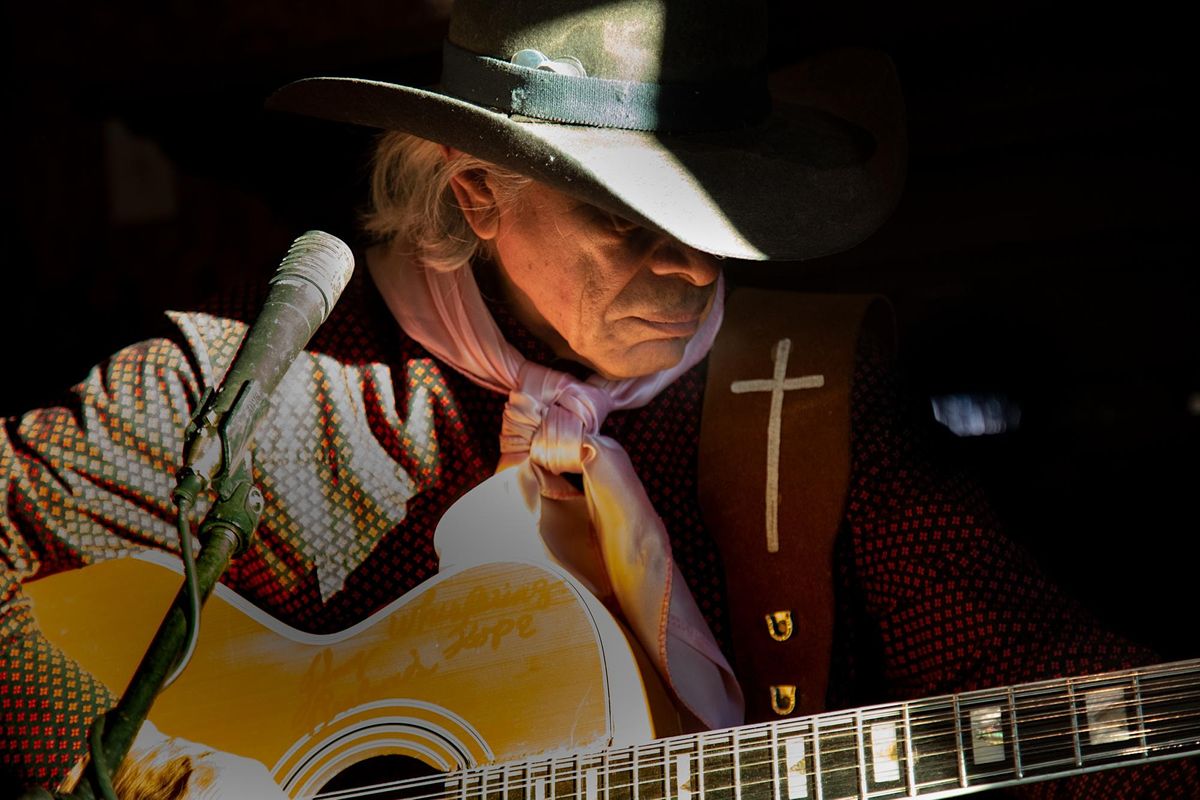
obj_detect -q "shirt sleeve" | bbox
[835,340,1200,796]
[0,331,202,791]
[834,340,1199,798]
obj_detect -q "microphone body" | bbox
[176,231,355,502]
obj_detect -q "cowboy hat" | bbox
[266,0,905,261]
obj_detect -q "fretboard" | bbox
[429,658,1200,800]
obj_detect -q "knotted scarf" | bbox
[368,246,744,730]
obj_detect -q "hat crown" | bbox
[449,0,767,85]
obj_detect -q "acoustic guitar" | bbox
[27,552,1200,799]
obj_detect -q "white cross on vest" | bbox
[729,338,825,553]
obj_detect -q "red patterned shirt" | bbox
[0,270,1194,797]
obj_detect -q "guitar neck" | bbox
[443,658,1200,800]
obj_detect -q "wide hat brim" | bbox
[267,48,905,262]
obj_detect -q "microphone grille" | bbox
[272,230,356,321]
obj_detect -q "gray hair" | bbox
[362,131,530,272]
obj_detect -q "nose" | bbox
[646,237,722,287]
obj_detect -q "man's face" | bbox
[487,180,722,380]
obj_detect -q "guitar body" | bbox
[27,554,682,798]
[27,554,1200,799]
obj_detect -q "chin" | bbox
[594,338,690,380]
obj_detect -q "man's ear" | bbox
[441,146,500,241]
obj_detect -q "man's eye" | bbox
[581,202,641,236]
[607,212,640,234]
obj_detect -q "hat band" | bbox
[441,40,770,132]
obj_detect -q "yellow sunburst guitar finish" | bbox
[28,554,681,798]
[28,553,1200,799]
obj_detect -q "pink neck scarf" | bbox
[368,246,744,730]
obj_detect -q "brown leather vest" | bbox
[699,288,893,724]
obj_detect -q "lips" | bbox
[617,287,716,337]
[637,311,705,324]
[626,313,704,338]
[645,319,700,333]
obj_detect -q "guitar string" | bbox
[303,705,1200,800]
[302,690,1200,800]
[305,720,1200,800]
[302,658,1197,800]
[305,736,1200,800]
[301,675,1200,800]
[306,727,1200,800]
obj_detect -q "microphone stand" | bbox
[17,230,352,799]
[43,446,265,800]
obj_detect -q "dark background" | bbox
[5,2,1197,661]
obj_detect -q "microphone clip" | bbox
[174,377,268,507]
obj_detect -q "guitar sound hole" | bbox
[319,754,440,796]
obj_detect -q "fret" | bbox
[901,704,916,795]
[1067,679,1084,767]
[574,755,585,800]
[737,726,774,800]
[780,722,810,800]
[866,714,905,795]
[483,766,507,800]
[1131,671,1150,752]
[608,748,635,800]
[457,769,470,800]
[951,695,968,789]
[507,763,527,800]
[769,724,781,800]
[471,659,1200,800]
[854,711,868,799]
[532,759,551,800]
[732,728,743,800]
[581,753,603,800]
[557,756,568,800]
[670,740,696,800]
[444,771,463,800]
[1133,663,1200,755]
[811,714,855,799]
[906,698,959,794]
[1083,684,1133,747]
[851,707,909,799]
[1010,683,1076,776]
[809,719,823,800]
[960,690,1017,783]
[945,686,1022,791]
[631,746,641,800]
[1074,676,1144,767]
[1007,687,1023,778]
[634,742,665,800]
[968,704,1005,768]
[661,742,675,800]
[701,731,735,800]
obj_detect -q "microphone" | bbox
[174,230,355,504]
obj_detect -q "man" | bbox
[3,1,1195,797]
